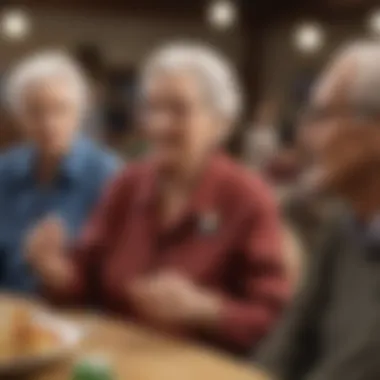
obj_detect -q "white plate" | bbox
[0,312,83,376]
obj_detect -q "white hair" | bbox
[141,42,242,139]
[337,41,380,112]
[4,50,88,115]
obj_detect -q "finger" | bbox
[147,272,180,293]
[128,279,152,302]
[24,231,42,261]
[25,217,59,249]
[25,240,45,264]
[154,269,183,282]
[44,216,66,239]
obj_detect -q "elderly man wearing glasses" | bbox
[26,43,290,354]
[257,41,380,380]
[0,51,119,294]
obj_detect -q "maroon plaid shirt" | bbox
[55,153,290,352]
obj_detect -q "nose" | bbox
[147,111,173,137]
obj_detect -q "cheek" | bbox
[186,114,216,148]
[316,122,339,149]
[324,133,372,174]
[311,119,345,160]
[300,122,328,155]
[58,112,78,133]
[19,115,44,140]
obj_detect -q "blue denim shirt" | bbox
[0,137,120,293]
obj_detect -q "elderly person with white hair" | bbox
[257,41,380,380]
[0,51,119,293]
[27,43,289,354]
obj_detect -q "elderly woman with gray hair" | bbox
[0,51,119,294]
[27,43,290,354]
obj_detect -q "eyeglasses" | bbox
[299,105,380,125]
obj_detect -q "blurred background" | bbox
[0,0,377,157]
[0,0,379,250]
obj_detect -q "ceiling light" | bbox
[207,0,237,30]
[294,23,324,54]
[1,8,31,41]
[368,9,380,36]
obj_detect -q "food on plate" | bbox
[0,304,59,360]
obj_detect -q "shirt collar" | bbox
[136,152,228,217]
[364,214,380,240]
[349,212,380,232]
[348,211,380,249]
[15,137,89,186]
[59,137,90,183]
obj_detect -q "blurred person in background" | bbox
[282,104,343,250]
[257,41,380,380]
[244,100,279,172]
[0,102,23,150]
[26,43,290,355]
[74,44,107,141]
[0,51,119,293]
[265,113,301,186]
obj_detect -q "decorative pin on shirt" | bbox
[198,212,220,235]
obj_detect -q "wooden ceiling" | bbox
[1,0,206,16]
[1,0,378,23]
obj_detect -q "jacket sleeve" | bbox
[255,221,340,380]
[47,169,131,304]
[216,188,291,351]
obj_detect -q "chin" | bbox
[39,142,68,157]
[153,148,180,164]
[153,153,179,172]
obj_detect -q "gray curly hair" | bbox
[141,42,242,141]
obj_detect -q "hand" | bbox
[25,216,71,289]
[127,272,222,330]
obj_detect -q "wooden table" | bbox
[2,296,269,380]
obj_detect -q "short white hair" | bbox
[4,50,88,114]
[141,42,242,138]
[336,41,380,112]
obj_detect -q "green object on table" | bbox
[72,357,114,380]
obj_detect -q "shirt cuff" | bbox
[218,297,271,349]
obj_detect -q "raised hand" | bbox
[25,215,71,290]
